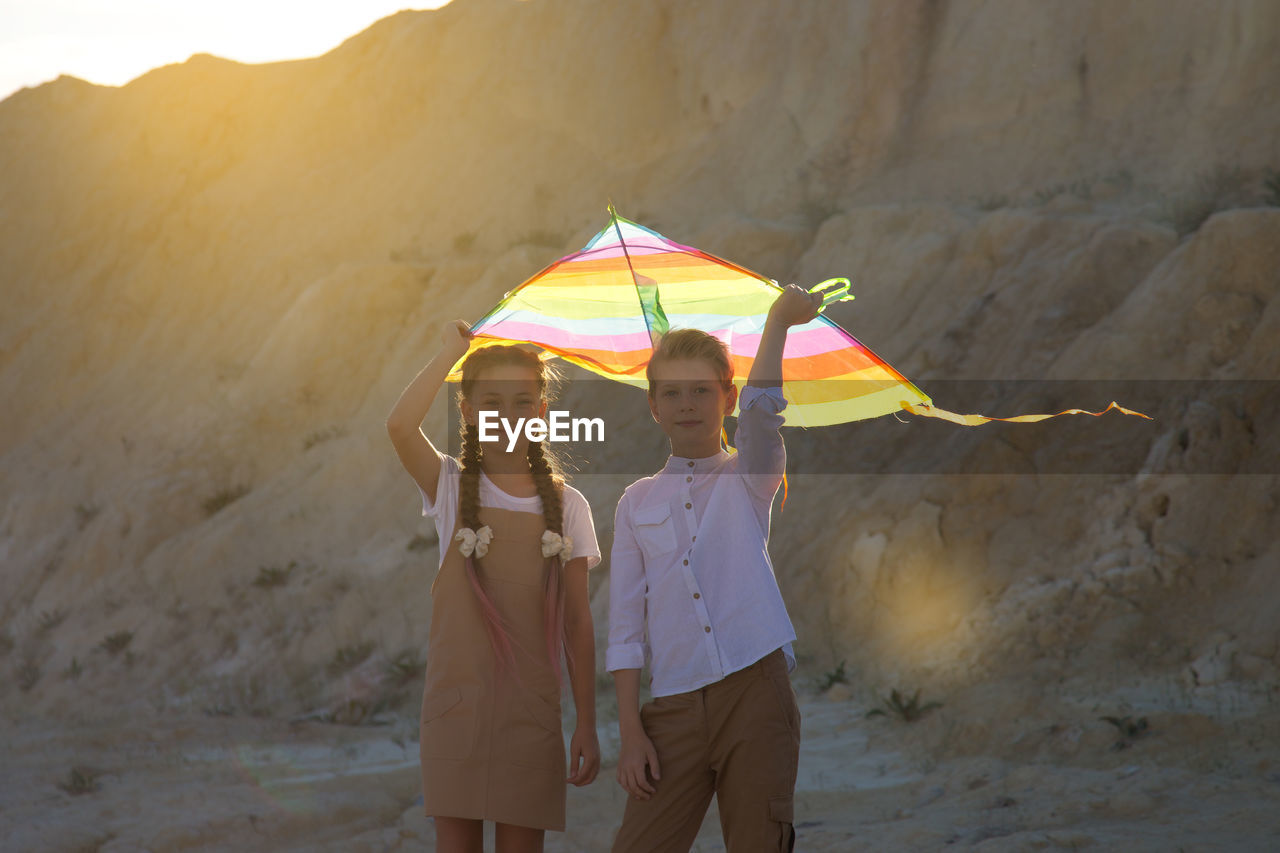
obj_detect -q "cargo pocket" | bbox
[634,503,676,561]
[769,794,796,852]
[419,686,475,760]
[505,690,565,771]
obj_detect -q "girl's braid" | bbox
[529,437,570,685]
[456,418,516,674]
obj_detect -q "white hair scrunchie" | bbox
[540,530,574,562]
[455,525,493,558]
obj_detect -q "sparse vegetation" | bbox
[63,657,83,681]
[514,229,568,250]
[1100,714,1151,750]
[202,485,250,516]
[74,502,101,529]
[1164,166,1248,235]
[99,630,134,656]
[38,608,68,635]
[816,660,849,692]
[406,533,435,552]
[0,630,13,656]
[303,426,347,451]
[385,649,425,687]
[17,659,40,692]
[1263,169,1280,207]
[252,561,297,589]
[972,193,1009,212]
[327,641,376,677]
[1032,179,1093,205]
[453,231,477,253]
[57,766,100,796]
[865,688,943,723]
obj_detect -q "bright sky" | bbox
[0,1,452,102]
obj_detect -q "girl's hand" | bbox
[767,283,822,328]
[616,730,661,800]
[566,725,600,786]
[440,319,473,361]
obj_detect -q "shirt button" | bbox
[685,502,692,509]
[704,626,711,633]
[691,535,696,542]
[686,476,692,482]
[687,461,694,467]
[693,593,700,599]
[683,559,689,566]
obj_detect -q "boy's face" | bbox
[647,358,738,458]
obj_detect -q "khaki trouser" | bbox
[612,649,800,853]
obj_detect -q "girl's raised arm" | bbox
[385,319,472,504]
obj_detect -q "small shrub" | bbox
[74,503,101,529]
[865,688,943,723]
[252,562,296,589]
[1102,168,1135,193]
[99,630,134,656]
[303,426,347,451]
[1099,715,1151,751]
[57,766,100,796]
[1165,166,1248,235]
[38,609,68,635]
[514,230,567,250]
[972,194,1009,212]
[816,660,849,692]
[327,641,375,677]
[17,659,40,692]
[0,631,12,656]
[453,232,477,253]
[406,534,435,552]
[202,485,250,517]
[63,657,83,681]
[385,649,424,687]
[1263,169,1280,207]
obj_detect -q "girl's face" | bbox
[461,364,548,455]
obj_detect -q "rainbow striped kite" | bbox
[450,208,1147,427]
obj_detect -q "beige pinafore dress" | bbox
[420,506,566,830]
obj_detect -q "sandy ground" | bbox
[5,673,1279,852]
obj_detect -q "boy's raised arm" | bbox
[736,285,821,486]
[745,284,821,389]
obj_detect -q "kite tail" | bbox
[901,400,1152,425]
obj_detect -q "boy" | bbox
[607,285,821,852]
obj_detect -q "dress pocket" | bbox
[504,690,565,771]
[633,502,677,561]
[419,685,476,760]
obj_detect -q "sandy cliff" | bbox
[2,0,1279,849]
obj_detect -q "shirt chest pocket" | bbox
[633,502,677,562]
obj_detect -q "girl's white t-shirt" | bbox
[419,454,601,570]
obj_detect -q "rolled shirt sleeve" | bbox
[734,385,787,500]
[605,492,649,672]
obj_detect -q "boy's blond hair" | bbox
[646,328,734,395]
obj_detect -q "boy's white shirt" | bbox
[419,454,601,570]
[606,385,797,697]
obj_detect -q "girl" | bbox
[386,320,601,853]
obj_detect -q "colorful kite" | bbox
[450,207,1147,428]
